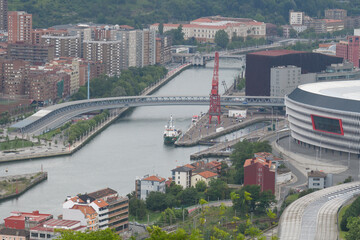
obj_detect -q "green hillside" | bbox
[8,0,360,28]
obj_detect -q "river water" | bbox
[0,59,243,219]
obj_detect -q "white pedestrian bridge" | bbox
[12,95,284,136]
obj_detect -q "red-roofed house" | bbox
[191,171,218,187]
[63,188,128,234]
[135,174,166,200]
[30,219,86,239]
[244,157,276,194]
[4,211,53,230]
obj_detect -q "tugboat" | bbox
[163,115,182,144]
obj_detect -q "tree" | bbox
[166,182,183,196]
[205,178,229,201]
[341,196,360,231]
[56,228,120,239]
[289,29,297,38]
[164,25,184,45]
[129,197,147,220]
[146,226,202,240]
[345,217,360,240]
[233,185,275,215]
[195,180,207,192]
[214,30,229,49]
[179,187,199,206]
[146,192,170,211]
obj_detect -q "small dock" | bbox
[176,112,282,147]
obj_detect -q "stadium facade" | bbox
[286,80,360,154]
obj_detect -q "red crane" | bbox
[209,52,221,123]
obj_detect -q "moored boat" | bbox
[164,115,181,144]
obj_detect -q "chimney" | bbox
[87,199,90,204]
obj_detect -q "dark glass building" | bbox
[245,50,343,96]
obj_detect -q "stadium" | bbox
[285,80,360,154]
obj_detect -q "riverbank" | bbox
[0,172,47,202]
[0,63,192,163]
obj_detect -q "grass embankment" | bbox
[0,139,39,151]
[284,193,299,205]
[338,204,351,240]
[129,212,162,224]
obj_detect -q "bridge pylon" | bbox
[209,52,221,123]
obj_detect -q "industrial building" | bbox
[245,50,343,96]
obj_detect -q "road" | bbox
[278,181,360,240]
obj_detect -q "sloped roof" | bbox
[198,171,218,179]
[143,175,166,182]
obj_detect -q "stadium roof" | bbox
[288,80,360,113]
[299,80,360,101]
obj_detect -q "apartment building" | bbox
[155,35,172,65]
[171,160,221,189]
[31,28,67,44]
[7,42,55,64]
[41,35,81,58]
[243,156,276,194]
[135,175,166,200]
[142,29,156,66]
[63,188,129,234]
[325,9,347,20]
[8,11,32,44]
[83,40,122,76]
[27,71,70,103]
[289,10,304,25]
[0,59,30,97]
[0,0,7,31]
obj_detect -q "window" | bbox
[311,114,344,135]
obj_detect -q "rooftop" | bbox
[143,175,166,182]
[71,205,96,215]
[308,170,327,178]
[197,171,218,179]
[5,211,52,223]
[249,49,305,57]
[244,157,272,168]
[172,166,192,172]
[31,219,86,232]
[87,187,118,199]
[298,80,360,101]
[92,199,109,208]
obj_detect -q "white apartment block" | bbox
[289,11,304,25]
[171,166,192,189]
[135,175,166,200]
